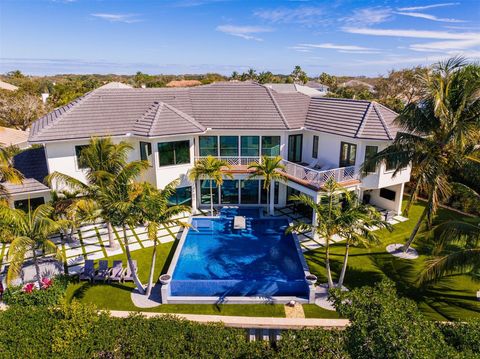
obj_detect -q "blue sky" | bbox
[0,0,479,76]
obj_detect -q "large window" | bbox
[385,158,397,172]
[260,180,279,205]
[288,134,303,163]
[140,142,153,166]
[14,197,45,212]
[312,135,319,159]
[380,188,396,201]
[240,180,259,204]
[168,186,192,206]
[339,142,357,167]
[241,136,259,157]
[261,136,281,156]
[221,180,239,204]
[220,136,238,156]
[199,136,218,156]
[200,180,219,205]
[158,140,190,167]
[364,145,378,173]
[75,145,88,169]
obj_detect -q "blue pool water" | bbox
[170,208,309,298]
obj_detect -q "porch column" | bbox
[269,181,275,215]
[311,192,319,240]
[395,183,405,215]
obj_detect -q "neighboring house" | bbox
[4,147,51,210]
[265,83,328,97]
[340,79,376,93]
[28,81,410,224]
[0,80,18,91]
[304,81,329,94]
[0,127,30,149]
[166,80,202,87]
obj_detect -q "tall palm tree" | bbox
[420,219,480,284]
[97,161,149,294]
[363,57,480,252]
[336,193,392,287]
[0,146,23,198]
[139,180,191,296]
[0,203,66,287]
[47,137,138,247]
[287,178,346,288]
[248,156,286,216]
[188,156,232,216]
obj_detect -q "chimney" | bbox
[41,93,49,104]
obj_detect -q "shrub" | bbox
[438,320,480,357]
[3,275,70,306]
[330,279,453,359]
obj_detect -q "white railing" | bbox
[194,156,260,166]
[193,156,358,188]
[281,160,358,188]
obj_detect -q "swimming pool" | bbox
[164,208,311,302]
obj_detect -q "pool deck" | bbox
[108,310,349,329]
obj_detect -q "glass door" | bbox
[288,134,303,163]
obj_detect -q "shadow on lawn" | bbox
[70,281,134,300]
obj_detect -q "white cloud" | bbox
[216,25,273,41]
[91,13,141,23]
[410,38,480,52]
[343,27,478,40]
[343,7,393,26]
[397,2,459,11]
[299,43,376,51]
[253,6,325,25]
[396,11,465,23]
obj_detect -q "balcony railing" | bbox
[194,156,359,189]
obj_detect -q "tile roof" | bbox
[0,80,18,91]
[3,178,49,195]
[29,82,399,143]
[0,127,29,147]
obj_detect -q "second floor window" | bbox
[139,142,153,166]
[312,135,319,159]
[262,136,281,156]
[220,136,239,156]
[199,136,218,156]
[241,136,259,157]
[364,145,378,173]
[75,145,88,169]
[158,140,190,167]
[339,142,357,167]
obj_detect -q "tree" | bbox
[188,156,232,216]
[246,68,257,80]
[47,137,138,248]
[336,193,391,287]
[138,181,190,296]
[420,219,480,284]
[290,65,308,84]
[0,146,23,198]
[0,203,65,287]
[257,71,274,84]
[230,71,239,80]
[48,77,100,107]
[97,161,149,294]
[318,72,337,89]
[0,90,47,130]
[248,156,286,216]
[363,57,480,252]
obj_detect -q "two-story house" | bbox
[28,81,410,224]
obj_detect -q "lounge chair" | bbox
[122,260,138,282]
[93,260,109,283]
[79,260,95,282]
[108,260,124,282]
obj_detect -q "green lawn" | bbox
[66,201,480,320]
[304,200,480,321]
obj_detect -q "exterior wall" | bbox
[366,183,404,214]
[9,190,51,208]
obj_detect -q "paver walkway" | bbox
[284,302,305,318]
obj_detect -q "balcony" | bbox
[193,156,359,190]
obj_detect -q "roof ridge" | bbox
[373,102,393,140]
[355,102,373,138]
[148,102,165,137]
[264,86,291,129]
[162,102,206,132]
[316,97,372,104]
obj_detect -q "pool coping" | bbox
[161,212,316,304]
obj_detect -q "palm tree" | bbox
[47,137,138,248]
[139,180,191,296]
[287,178,345,288]
[188,156,232,216]
[248,156,286,216]
[97,161,149,294]
[0,203,66,287]
[336,193,392,287]
[246,68,257,80]
[420,219,480,284]
[230,71,239,80]
[363,57,480,252]
[0,146,23,198]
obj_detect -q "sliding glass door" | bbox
[288,134,302,163]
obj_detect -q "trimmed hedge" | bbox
[3,275,70,306]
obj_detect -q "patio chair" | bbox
[108,260,124,282]
[93,260,109,283]
[122,260,138,282]
[79,260,95,282]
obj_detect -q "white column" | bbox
[395,182,405,215]
[269,181,275,215]
[311,192,319,240]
